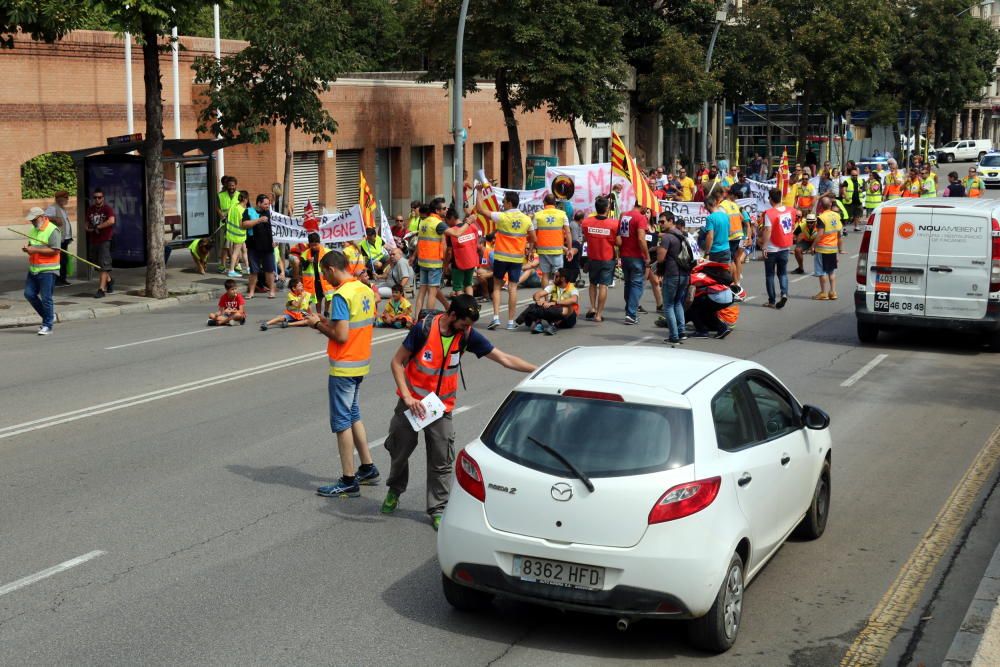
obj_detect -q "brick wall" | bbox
[3,29,576,225]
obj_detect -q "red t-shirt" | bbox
[582,215,620,261]
[218,292,246,311]
[618,209,649,259]
[86,204,116,243]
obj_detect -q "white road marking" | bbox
[0,333,410,441]
[0,550,105,598]
[744,296,757,302]
[626,335,656,346]
[791,275,812,283]
[851,253,859,259]
[841,353,889,387]
[367,404,478,451]
[105,327,222,350]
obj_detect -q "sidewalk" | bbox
[0,226,227,328]
[944,540,1000,666]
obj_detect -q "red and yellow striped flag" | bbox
[475,178,499,236]
[777,148,790,200]
[359,170,377,229]
[610,131,661,216]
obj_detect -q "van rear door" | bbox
[922,209,991,319]
[867,206,930,316]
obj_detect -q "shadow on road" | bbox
[382,557,713,662]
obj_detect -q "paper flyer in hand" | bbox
[404,392,446,432]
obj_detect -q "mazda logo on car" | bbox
[551,483,573,501]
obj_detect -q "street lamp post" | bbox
[453,0,471,209]
[700,3,730,165]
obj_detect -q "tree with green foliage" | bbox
[193,0,356,214]
[341,0,422,72]
[416,0,624,187]
[640,25,720,130]
[1,0,227,298]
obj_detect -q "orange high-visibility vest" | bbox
[533,206,568,255]
[327,278,374,377]
[399,314,464,411]
[417,213,446,269]
[301,245,334,298]
[884,171,904,199]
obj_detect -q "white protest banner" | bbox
[270,205,367,245]
[745,178,774,204]
[659,200,709,229]
[378,201,397,249]
[490,185,550,217]
[545,163,636,215]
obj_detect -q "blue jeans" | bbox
[328,375,363,433]
[661,274,689,340]
[763,249,789,304]
[24,271,56,328]
[621,257,646,318]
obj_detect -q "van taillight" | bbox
[456,449,486,502]
[991,219,1000,294]
[857,216,874,285]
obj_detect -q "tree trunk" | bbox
[798,85,811,165]
[569,115,584,165]
[141,22,167,299]
[282,123,293,214]
[495,70,524,188]
[765,100,773,167]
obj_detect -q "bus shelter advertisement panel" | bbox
[86,157,146,267]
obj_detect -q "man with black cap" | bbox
[22,206,62,335]
[380,294,537,530]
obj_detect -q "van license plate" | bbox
[876,273,921,286]
[513,556,605,590]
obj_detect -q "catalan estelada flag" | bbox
[475,170,499,236]
[610,131,661,216]
[777,149,790,201]
[359,170,377,229]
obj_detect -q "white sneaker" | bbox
[37,326,52,335]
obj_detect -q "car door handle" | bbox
[929,266,953,273]
[737,473,752,487]
[780,454,791,465]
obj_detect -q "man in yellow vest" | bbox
[810,197,843,301]
[380,295,537,529]
[308,250,381,498]
[920,166,936,198]
[532,193,571,287]
[22,207,62,335]
[477,188,536,330]
[963,167,985,197]
[839,166,864,238]
[408,200,422,234]
[414,197,449,318]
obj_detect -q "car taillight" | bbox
[456,449,486,502]
[857,215,873,285]
[991,218,1000,293]
[648,477,721,525]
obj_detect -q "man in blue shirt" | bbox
[701,191,732,264]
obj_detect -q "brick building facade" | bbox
[2,30,585,222]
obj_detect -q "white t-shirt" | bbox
[44,204,72,241]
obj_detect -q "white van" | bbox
[936,139,993,163]
[855,198,1000,348]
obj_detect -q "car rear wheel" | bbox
[442,574,494,611]
[794,460,831,540]
[857,321,879,343]
[688,552,744,653]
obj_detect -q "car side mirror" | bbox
[801,404,831,430]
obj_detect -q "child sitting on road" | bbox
[208,279,246,326]
[260,277,314,330]
[377,283,413,328]
[189,237,214,275]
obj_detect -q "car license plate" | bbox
[513,555,605,590]
[876,272,921,287]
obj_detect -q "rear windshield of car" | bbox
[980,155,1000,166]
[481,392,694,478]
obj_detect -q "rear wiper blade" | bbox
[527,436,595,493]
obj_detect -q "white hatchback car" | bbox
[437,346,832,653]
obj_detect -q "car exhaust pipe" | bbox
[616,617,630,632]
